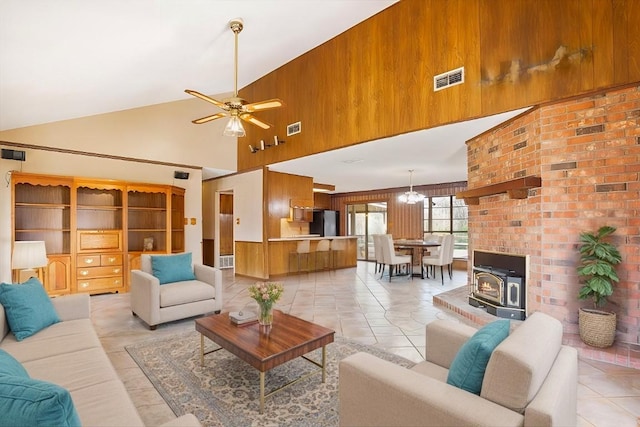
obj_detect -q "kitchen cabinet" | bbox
[288,199,314,222]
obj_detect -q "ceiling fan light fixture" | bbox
[185,17,283,136]
[398,170,425,204]
[223,115,245,137]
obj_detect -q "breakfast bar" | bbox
[267,236,358,276]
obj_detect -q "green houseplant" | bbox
[577,225,622,348]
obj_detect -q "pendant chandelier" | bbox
[398,170,425,204]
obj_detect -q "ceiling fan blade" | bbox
[192,112,228,124]
[243,99,284,113]
[185,89,229,110]
[240,113,272,129]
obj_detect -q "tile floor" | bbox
[91,261,640,426]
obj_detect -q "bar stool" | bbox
[291,240,311,273]
[315,239,331,270]
[329,238,345,269]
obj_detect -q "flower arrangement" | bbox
[248,282,284,326]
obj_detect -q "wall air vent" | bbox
[433,67,464,91]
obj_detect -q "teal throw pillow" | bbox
[446,319,510,395]
[0,278,60,341]
[151,252,196,285]
[0,376,81,427]
[0,349,29,378]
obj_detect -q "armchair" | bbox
[130,253,222,330]
[339,312,577,427]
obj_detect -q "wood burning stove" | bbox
[469,251,527,320]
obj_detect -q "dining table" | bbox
[393,239,441,278]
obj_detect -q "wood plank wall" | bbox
[330,181,467,240]
[237,0,640,172]
[219,194,233,255]
[266,170,314,238]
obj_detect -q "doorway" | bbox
[346,202,387,261]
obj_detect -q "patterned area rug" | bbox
[126,330,415,427]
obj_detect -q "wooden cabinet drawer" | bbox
[77,276,123,292]
[78,230,122,252]
[77,255,101,266]
[100,254,122,266]
[77,266,123,279]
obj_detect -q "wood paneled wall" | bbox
[266,170,314,238]
[235,241,267,279]
[219,194,233,255]
[237,0,640,172]
[330,181,467,239]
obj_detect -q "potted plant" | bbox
[577,225,622,348]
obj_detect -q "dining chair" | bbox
[380,234,412,281]
[420,234,444,277]
[444,235,455,279]
[372,234,385,277]
[421,234,453,284]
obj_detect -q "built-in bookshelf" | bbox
[11,172,185,296]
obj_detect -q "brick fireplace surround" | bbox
[453,85,640,368]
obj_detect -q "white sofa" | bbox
[130,254,222,330]
[339,312,578,427]
[0,293,201,427]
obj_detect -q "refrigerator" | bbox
[310,210,339,237]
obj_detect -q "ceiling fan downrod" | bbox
[229,19,243,98]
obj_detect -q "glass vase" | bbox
[258,303,273,326]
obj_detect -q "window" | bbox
[423,195,468,258]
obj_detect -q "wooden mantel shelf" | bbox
[456,176,542,205]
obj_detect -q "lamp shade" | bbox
[398,170,425,204]
[223,116,246,137]
[11,241,48,269]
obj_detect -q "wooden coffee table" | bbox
[195,310,335,413]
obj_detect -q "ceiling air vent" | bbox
[433,67,464,91]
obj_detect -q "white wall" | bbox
[202,170,263,268]
[0,149,203,282]
[0,93,239,282]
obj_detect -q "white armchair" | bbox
[130,253,222,330]
[339,312,578,427]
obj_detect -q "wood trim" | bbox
[456,176,541,205]
[1,140,202,171]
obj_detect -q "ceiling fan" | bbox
[185,18,284,137]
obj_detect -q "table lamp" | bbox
[11,241,48,283]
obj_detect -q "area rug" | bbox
[126,330,415,427]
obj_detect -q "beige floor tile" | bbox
[87,261,634,426]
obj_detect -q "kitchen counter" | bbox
[268,236,358,275]
[268,235,357,242]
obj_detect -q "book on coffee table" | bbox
[229,311,257,325]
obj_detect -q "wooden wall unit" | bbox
[12,174,73,295]
[237,0,640,172]
[171,187,185,253]
[11,172,185,295]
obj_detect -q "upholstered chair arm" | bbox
[339,352,523,427]
[130,270,161,327]
[158,413,203,427]
[523,346,578,427]
[194,264,223,311]
[51,293,91,321]
[424,319,477,369]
